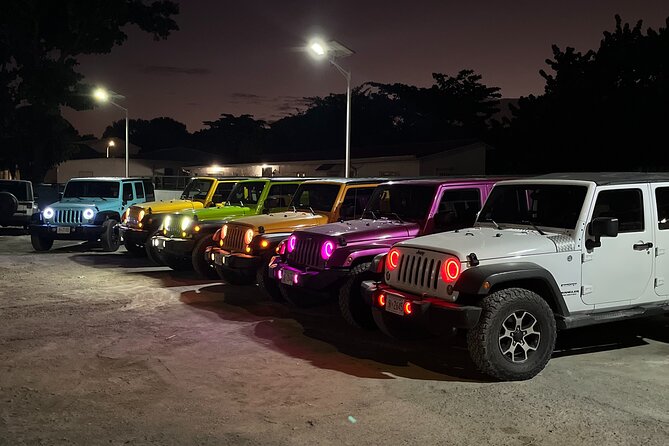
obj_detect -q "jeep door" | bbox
[652,184,669,297]
[581,184,654,306]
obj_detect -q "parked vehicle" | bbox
[0,179,37,228]
[207,178,383,287]
[30,177,154,252]
[362,173,669,380]
[119,176,246,257]
[267,178,500,326]
[150,177,307,273]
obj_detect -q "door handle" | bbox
[633,242,653,251]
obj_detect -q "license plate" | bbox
[385,294,405,316]
[56,226,71,234]
[281,270,295,286]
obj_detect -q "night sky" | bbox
[63,0,669,137]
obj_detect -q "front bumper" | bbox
[205,246,265,271]
[118,224,150,245]
[267,257,349,291]
[361,281,482,330]
[30,223,105,240]
[151,235,195,257]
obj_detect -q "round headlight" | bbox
[123,208,130,222]
[221,224,228,240]
[138,210,145,221]
[287,235,297,253]
[320,240,335,260]
[163,216,171,230]
[244,229,254,245]
[83,208,95,220]
[43,207,54,219]
[181,217,192,231]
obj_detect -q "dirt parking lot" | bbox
[0,229,668,445]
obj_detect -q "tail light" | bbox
[287,235,297,253]
[440,256,461,283]
[320,240,334,260]
[386,248,400,271]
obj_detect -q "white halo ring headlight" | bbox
[181,217,192,231]
[43,207,54,219]
[83,208,95,220]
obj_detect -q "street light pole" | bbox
[308,39,354,178]
[93,88,129,177]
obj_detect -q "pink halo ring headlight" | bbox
[287,235,297,253]
[321,240,335,260]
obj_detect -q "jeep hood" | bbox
[298,218,419,244]
[229,211,329,233]
[396,226,565,261]
[51,200,116,212]
[186,204,256,221]
[132,199,204,214]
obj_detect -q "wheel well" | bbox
[350,256,374,268]
[489,279,562,316]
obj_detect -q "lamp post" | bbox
[106,139,115,158]
[308,39,354,178]
[93,87,129,177]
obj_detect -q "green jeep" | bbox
[150,177,307,275]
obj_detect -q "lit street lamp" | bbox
[93,87,129,177]
[308,39,354,178]
[106,139,115,158]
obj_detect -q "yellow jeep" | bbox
[119,176,246,256]
[205,178,383,285]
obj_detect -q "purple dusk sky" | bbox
[62,0,669,137]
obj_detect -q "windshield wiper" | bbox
[380,212,404,222]
[363,209,378,220]
[481,218,503,230]
[97,196,107,201]
[521,220,546,235]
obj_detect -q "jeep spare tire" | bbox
[0,192,18,217]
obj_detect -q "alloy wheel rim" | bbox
[498,310,541,363]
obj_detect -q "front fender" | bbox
[454,262,569,316]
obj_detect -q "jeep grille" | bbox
[386,248,454,299]
[221,225,246,252]
[54,209,83,224]
[287,236,325,269]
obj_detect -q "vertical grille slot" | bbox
[55,210,82,224]
[288,236,325,269]
[433,261,441,289]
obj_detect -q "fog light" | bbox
[210,253,215,261]
[138,222,143,228]
[260,240,269,248]
[293,274,298,284]
[378,293,386,307]
[403,301,413,315]
[277,270,283,280]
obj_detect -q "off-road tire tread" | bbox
[338,262,376,329]
[466,287,556,381]
[101,219,120,252]
[31,233,53,251]
[257,265,284,301]
[192,236,218,279]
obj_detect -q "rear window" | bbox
[0,180,32,201]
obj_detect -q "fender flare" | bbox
[454,262,570,316]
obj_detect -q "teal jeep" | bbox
[30,177,154,252]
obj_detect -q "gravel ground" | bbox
[0,229,668,446]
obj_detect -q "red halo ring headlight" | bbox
[386,248,400,271]
[440,256,461,283]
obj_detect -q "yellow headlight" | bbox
[181,217,192,231]
[244,229,254,245]
[138,210,145,221]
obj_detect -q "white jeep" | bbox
[362,173,669,380]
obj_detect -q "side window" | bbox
[143,180,155,201]
[212,182,234,204]
[340,187,375,220]
[135,182,145,199]
[592,189,644,233]
[122,183,134,202]
[266,183,299,209]
[434,188,482,232]
[655,187,669,230]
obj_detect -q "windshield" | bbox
[290,184,340,212]
[363,184,435,222]
[227,181,266,206]
[0,180,32,201]
[180,178,215,202]
[478,184,587,230]
[63,181,120,199]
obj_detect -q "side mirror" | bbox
[586,217,619,250]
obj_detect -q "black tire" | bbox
[100,219,120,252]
[339,263,377,329]
[163,252,193,271]
[31,233,54,251]
[0,192,18,217]
[215,265,255,285]
[192,236,218,279]
[257,265,284,302]
[145,243,164,265]
[466,288,556,381]
[124,239,146,257]
[371,307,429,340]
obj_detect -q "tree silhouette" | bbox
[103,117,190,153]
[0,0,179,180]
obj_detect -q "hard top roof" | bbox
[236,177,315,183]
[531,172,669,185]
[69,177,151,182]
[376,175,514,186]
[301,177,389,185]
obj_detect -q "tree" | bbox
[0,0,179,180]
[103,117,190,153]
[493,15,669,173]
[192,114,269,162]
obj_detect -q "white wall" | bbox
[47,158,155,183]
